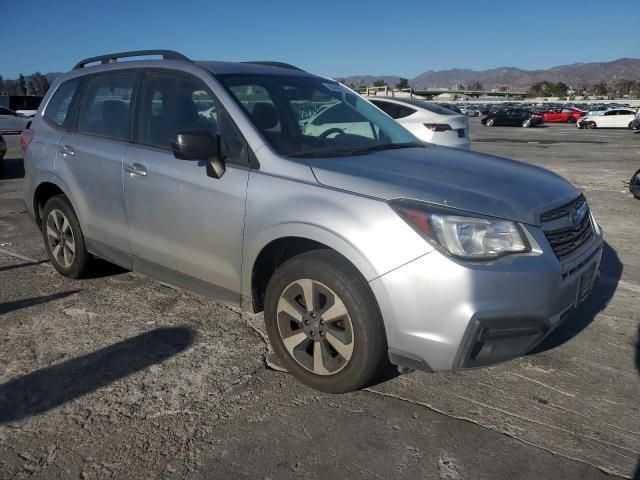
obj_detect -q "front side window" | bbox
[0,107,15,116]
[77,72,136,140]
[219,74,419,158]
[44,78,81,127]
[139,71,248,165]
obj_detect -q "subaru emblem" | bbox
[570,203,588,226]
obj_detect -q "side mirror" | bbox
[171,130,225,179]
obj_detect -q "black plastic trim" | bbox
[454,316,549,369]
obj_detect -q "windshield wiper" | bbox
[341,143,424,156]
[287,143,423,159]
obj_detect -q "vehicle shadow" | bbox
[635,323,640,480]
[0,290,80,315]
[531,241,622,353]
[0,327,195,424]
[89,258,129,278]
[0,259,49,273]
[0,157,25,180]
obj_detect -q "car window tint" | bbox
[44,79,80,127]
[371,101,401,118]
[228,84,282,133]
[140,71,248,165]
[396,106,416,119]
[0,107,14,115]
[139,72,218,149]
[77,72,135,140]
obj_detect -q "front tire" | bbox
[42,195,91,278]
[522,119,532,128]
[486,118,495,127]
[568,116,577,124]
[264,250,387,393]
[586,121,597,129]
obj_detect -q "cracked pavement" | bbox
[1,121,639,479]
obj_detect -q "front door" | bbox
[123,69,250,304]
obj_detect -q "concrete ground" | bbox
[0,121,638,479]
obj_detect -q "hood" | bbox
[307,146,579,226]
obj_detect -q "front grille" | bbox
[540,195,585,222]
[542,196,594,260]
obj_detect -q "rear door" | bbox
[122,69,250,304]
[55,70,138,268]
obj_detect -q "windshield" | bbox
[218,74,420,158]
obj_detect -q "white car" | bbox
[368,97,470,148]
[459,105,482,117]
[577,108,638,129]
[0,107,30,134]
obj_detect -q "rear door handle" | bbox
[58,145,75,157]
[125,163,147,177]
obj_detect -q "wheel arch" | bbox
[245,226,380,313]
[33,181,74,228]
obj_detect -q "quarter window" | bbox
[44,79,80,128]
[77,72,136,140]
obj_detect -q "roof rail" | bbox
[243,61,305,72]
[73,50,191,70]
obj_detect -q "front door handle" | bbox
[58,145,75,157]
[125,163,147,177]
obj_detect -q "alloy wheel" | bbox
[46,209,76,268]
[276,279,354,375]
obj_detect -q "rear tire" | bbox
[42,195,91,278]
[264,250,387,393]
[522,119,532,128]
[586,121,597,129]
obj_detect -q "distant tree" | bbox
[395,78,409,89]
[498,85,509,92]
[469,81,483,91]
[527,82,544,98]
[590,81,608,96]
[551,82,568,97]
[0,75,4,95]
[18,74,27,95]
[372,79,387,87]
[4,79,19,95]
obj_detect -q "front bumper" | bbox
[370,224,603,372]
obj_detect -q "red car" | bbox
[543,108,585,123]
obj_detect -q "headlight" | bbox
[391,201,530,260]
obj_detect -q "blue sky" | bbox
[1,0,638,79]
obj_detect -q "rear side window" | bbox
[44,79,80,128]
[77,72,136,140]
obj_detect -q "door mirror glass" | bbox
[171,130,225,178]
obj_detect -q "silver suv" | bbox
[22,50,603,393]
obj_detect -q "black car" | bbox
[481,108,544,128]
[630,168,640,199]
[437,103,462,114]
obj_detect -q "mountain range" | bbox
[338,58,640,90]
